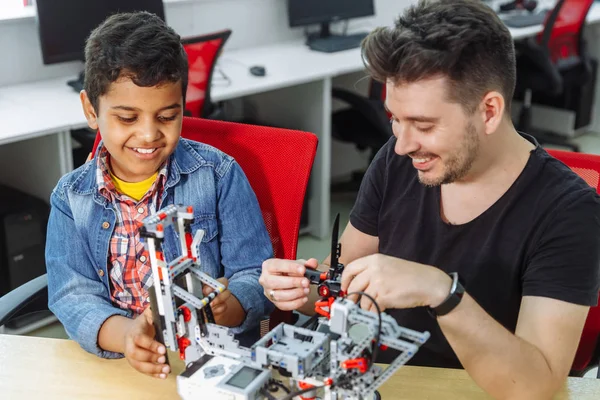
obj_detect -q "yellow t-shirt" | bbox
[110,171,158,202]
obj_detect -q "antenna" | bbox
[330,213,342,274]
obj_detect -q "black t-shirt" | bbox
[349,134,600,368]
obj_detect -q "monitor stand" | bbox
[67,70,85,93]
[305,22,369,53]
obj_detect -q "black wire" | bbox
[280,384,323,400]
[301,313,319,330]
[345,291,382,366]
[259,387,277,400]
[267,379,291,394]
[211,65,232,87]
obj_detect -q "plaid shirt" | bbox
[96,146,169,315]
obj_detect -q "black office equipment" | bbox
[35,0,165,91]
[307,32,370,53]
[498,0,538,13]
[0,184,50,332]
[514,0,595,151]
[288,0,375,53]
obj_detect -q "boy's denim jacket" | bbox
[46,138,274,358]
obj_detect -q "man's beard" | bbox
[418,122,480,187]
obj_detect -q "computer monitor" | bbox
[35,0,165,89]
[288,0,374,36]
[287,0,375,52]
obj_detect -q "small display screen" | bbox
[225,366,263,389]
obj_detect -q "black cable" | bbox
[279,384,323,400]
[259,387,277,400]
[267,379,291,394]
[301,313,319,330]
[211,65,232,88]
[345,291,382,366]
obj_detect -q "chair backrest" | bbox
[91,117,318,330]
[369,80,390,119]
[182,30,231,118]
[546,149,600,372]
[538,0,593,63]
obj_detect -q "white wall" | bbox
[0,0,411,87]
[0,0,413,180]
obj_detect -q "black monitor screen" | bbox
[35,0,165,65]
[288,0,375,27]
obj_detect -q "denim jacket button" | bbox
[102,221,110,229]
[98,269,105,277]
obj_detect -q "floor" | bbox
[16,129,600,379]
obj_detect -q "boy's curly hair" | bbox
[84,11,188,111]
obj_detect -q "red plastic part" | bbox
[341,357,369,374]
[180,306,192,322]
[185,231,193,258]
[298,381,316,400]
[315,297,336,319]
[177,336,191,360]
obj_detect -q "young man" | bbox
[259,0,600,398]
[46,12,273,379]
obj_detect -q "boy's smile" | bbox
[80,75,184,182]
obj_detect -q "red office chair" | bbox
[182,30,231,119]
[0,117,317,337]
[91,117,318,333]
[547,149,600,378]
[514,0,595,152]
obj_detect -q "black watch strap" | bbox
[428,272,465,317]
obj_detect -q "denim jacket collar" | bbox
[68,138,209,204]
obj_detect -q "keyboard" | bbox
[307,32,369,53]
[501,10,549,28]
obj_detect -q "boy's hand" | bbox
[202,277,245,327]
[123,307,170,379]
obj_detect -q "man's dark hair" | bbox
[361,0,516,114]
[84,11,188,111]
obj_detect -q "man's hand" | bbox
[123,307,170,379]
[341,253,452,312]
[202,277,246,327]
[259,258,322,310]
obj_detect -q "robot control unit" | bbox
[140,204,430,400]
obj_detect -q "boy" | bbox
[45,11,274,379]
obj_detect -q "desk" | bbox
[1,3,600,238]
[1,334,599,399]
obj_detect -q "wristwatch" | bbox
[428,272,465,317]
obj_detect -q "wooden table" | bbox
[0,334,599,399]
